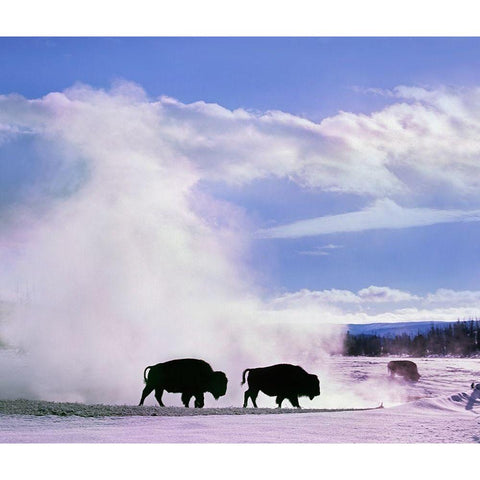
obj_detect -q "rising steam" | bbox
[0,83,344,406]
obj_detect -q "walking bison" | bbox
[241,363,320,408]
[387,360,420,382]
[139,358,228,408]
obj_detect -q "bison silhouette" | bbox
[242,363,320,408]
[139,358,228,408]
[387,360,420,382]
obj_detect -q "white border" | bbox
[1,0,479,36]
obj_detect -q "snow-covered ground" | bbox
[1,357,479,443]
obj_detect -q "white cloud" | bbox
[297,244,343,256]
[357,285,420,303]
[270,288,362,309]
[270,285,420,309]
[425,288,480,305]
[265,285,480,325]
[4,84,480,203]
[257,198,480,239]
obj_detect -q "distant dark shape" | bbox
[241,363,320,408]
[467,382,480,411]
[387,360,420,382]
[139,358,228,408]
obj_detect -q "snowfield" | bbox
[1,357,479,443]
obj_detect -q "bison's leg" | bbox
[181,392,193,407]
[288,395,301,408]
[154,388,165,407]
[276,396,285,408]
[243,389,258,408]
[250,390,259,408]
[194,393,205,408]
[139,384,155,406]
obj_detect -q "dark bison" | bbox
[241,363,320,408]
[139,358,228,408]
[387,360,420,382]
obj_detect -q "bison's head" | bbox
[307,374,320,400]
[407,370,421,382]
[209,371,228,399]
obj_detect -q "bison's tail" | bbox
[241,368,250,386]
[143,366,152,383]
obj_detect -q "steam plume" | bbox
[0,83,343,406]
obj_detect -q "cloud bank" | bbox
[266,286,480,324]
[3,84,480,202]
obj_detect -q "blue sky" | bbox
[2,37,480,325]
[3,37,480,118]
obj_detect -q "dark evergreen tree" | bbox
[343,319,480,357]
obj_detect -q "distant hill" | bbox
[347,321,454,338]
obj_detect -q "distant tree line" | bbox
[344,319,480,357]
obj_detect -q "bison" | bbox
[139,358,228,408]
[241,363,320,408]
[387,360,420,382]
